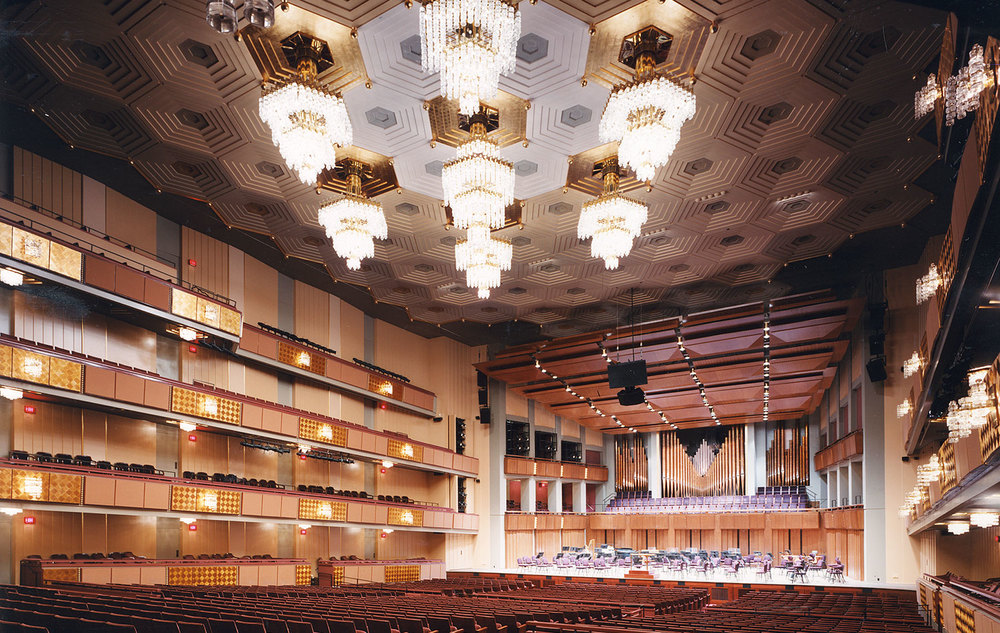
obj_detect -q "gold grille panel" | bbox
[168,566,239,586]
[42,568,81,583]
[0,345,82,391]
[939,441,957,494]
[170,485,242,515]
[299,418,347,447]
[955,601,975,633]
[170,288,242,336]
[387,439,422,462]
[328,566,346,586]
[384,565,420,583]
[368,374,398,399]
[387,507,422,527]
[295,564,312,585]
[279,342,326,376]
[298,498,347,522]
[0,223,83,281]
[171,387,242,425]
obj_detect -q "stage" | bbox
[449,566,916,598]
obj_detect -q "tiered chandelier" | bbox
[419,0,521,116]
[259,34,352,186]
[914,44,994,125]
[317,159,387,270]
[442,108,515,232]
[915,263,946,304]
[578,157,648,269]
[944,367,993,443]
[599,27,696,182]
[442,107,514,297]
[455,234,512,298]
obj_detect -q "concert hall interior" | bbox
[1,0,1000,631]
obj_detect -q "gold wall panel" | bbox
[167,565,239,586]
[42,568,80,583]
[0,468,10,498]
[170,485,242,515]
[0,345,11,377]
[13,227,50,268]
[384,565,420,583]
[279,342,326,376]
[12,347,49,385]
[0,223,12,255]
[939,441,957,494]
[47,472,82,504]
[387,438,422,462]
[299,418,347,447]
[368,375,398,399]
[387,507,422,527]
[48,242,82,281]
[48,357,82,392]
[171,387,242,425]
[219,306,242,336]
[12,470,48,501]
[171,288,198,321]
[983,357,1000,462]
[295,565,311,586]
[298,498,347,522]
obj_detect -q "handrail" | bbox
[0,193,237,306]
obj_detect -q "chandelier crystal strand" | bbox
[420,0,521,115]
[915,263,944,304]
[599,39,696,182]
[914,73,940,119]
[317,160,387,270]
[946,44,991,126]
[455,234,512,298]
[259,39,352,186]
[442,108,515,230]
[206,0,238,33]
[945,367,994,443]
[578,157,648,269]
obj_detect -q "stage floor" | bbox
[451,566,915,591]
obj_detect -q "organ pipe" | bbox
[614,434,648,494]
[766,419,809,487]
[659,425,746,497]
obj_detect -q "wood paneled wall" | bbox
[12,147,83,225]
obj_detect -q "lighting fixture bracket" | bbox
[316,152,399,198]
[618,26,673,69]
[445,200,523,231]
[280,32,334,76]
[458,105,501,134]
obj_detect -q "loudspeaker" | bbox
[608,360,648,389]
[617,385,646,406]
[479,408,491,424]
[866,356,887,382]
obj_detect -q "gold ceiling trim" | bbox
[566,145,648,196]
[427,94,528,149]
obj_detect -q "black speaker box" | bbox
[866,357,887,382]
[617,386,646,406]
[608,360,648,389]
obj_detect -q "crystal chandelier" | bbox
[455,234,512,299]
[317,160,387,270]
[902,351,922,379]
[945,44,991,126]
[969,511,1000,528]
[916,263,945,304]
[599,29,696,182]
[578,157,648,269]
[259,35,352,186]
[947,522,970,535]
[914,73,941,119]
[896,398,912,419]
[419,0,521,116]
[244,0,275,28]
[945,367,993,443]
[442,108,515,231]
[915,455,940,486]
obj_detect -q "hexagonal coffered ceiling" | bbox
[1,0,950,340]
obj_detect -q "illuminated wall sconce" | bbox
[298,524,311,535]
[178,421,197,432]
[947,521,970,535]
[179,517,197,525]
[199,491,218,512]
[0,506,22,516]
[22,474,44,500]
[902,352,922,379]
[896,399,913,419]
[0,387,23,400]
[0,269,24,286]
[22,357,44,380]
[381,529,393,538]
[178,327,199,342]
[376,381,394,397]
[381,460,394,469]
[319,425,334,441]
[202,397,218,416]
[399,510,414,525]
[318,504,333,519]
[970,512,1000,528]
[296,351,311,368]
